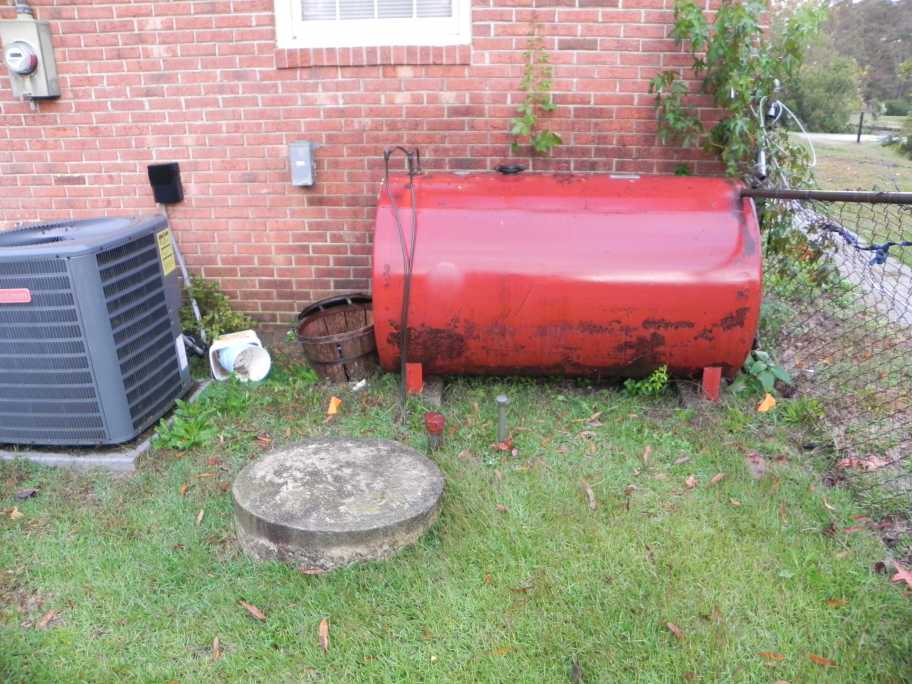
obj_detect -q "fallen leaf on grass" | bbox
[255,432,273,448]
[843,526,865,533]
[495,503,509,513]
[483,574,493,585]
[211,636,222,661]
[580,479,597,511]
[36,610,58,630]
[574,410,603,424]
[195,509,204,525]
[298,566,326,575]
[684,475,697,490]
[729,498,741,507]
[510,585,531,594]
[219,482,231,493]
[8,507,23,520]
[673,455,690,466]
[822,497,836,511]
[179,484,190,496]
[825,598,848,608]
[836,456,887,472]
[758,652,785,661]
[326,396,342,416]
[318,618,330,653]
[492,437,514,452]
[709,473,725,485]
[642,445,652,465]
[207,457,222,466]
[624,484,637,496]
[808,654,836,667]
[665,622,685,641]
[891,561,912,588]
[757,393,777,412]
[745,452,767,479]
[239,600,266,621]
[490,646,513,656]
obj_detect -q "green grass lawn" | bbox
[2,363,912,682]
[811,138,912,192]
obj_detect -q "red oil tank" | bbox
[372,173,761,379]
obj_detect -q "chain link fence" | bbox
[749,189,912,513]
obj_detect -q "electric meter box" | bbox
[0,18,59,100]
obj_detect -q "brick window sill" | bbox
[276,44,471,69]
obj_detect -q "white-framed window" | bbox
[274,0,472,49]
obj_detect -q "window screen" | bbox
[301,0,453,21]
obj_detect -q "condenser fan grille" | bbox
[97,235,183,431]
[0,259,106,444]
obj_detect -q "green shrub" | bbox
[624,365,669,397]
[885,115,912,158]
[153,399,217,451]
[731,350,792,396]
[180,278,255,341]
[784,33,863,133]
[884,99,911,117]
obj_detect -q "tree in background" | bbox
[783,32,863,133]
[827,0,912,107]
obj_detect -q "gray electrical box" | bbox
[289,141,316,187]
[0,17,59,100]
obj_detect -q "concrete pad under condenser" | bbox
[232,438,444,571]
[0,381,209,474]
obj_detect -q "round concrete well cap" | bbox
[232,437,444,571]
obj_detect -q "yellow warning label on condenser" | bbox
[156,229,176,276]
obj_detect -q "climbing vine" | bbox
[649,0,823,186]
[510,25,562,155]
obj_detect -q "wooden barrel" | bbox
[296,293,377,382]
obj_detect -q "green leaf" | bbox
[771,366,792,385]
[758,371,776,393]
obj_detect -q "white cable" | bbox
[778,100,816,168]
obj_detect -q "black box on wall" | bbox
[147,162,183,204]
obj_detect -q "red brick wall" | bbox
[0,0,719,330]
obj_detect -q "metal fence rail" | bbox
[747,188,912,511]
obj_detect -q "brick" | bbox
[0,0,720,331]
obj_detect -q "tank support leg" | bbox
[702,366,722,401]
[406,362,424,395]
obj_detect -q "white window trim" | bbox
[274,0,472,49]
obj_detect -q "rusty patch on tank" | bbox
[693,307,751,342]
[642,318,695,331]
[719,307,750,330]
[614,332,665,357]
[535,320,625,337]
[387,325,467,361]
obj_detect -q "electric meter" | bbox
[0,18,60,99]
[3,41,38,76]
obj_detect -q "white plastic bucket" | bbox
[218,343,271,382]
